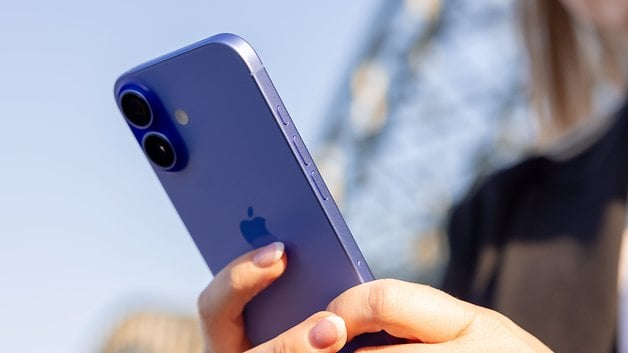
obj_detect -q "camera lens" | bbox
[121,91,152,128]
[143,133,176,169]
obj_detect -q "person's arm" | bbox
[198,244,552,353]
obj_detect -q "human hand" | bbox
[197,242,348,353]
[198,244,551,353]
[327,279,553,353]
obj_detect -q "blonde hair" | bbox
[520,0,626,143]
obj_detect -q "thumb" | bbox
[352,341,474,353]
[246,312,347,353]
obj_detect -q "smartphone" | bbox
[114,33,394,349]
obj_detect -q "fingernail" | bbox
[252,242,284,268]
[308,315,345,349]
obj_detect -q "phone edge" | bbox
[114,33,263,97]
[113,33,377,284]
[242,51,377,284]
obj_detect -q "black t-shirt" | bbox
[443,101,628,353]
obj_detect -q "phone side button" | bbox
[292,135,312,166]
[311,170,330,201]
[277,105,291,126]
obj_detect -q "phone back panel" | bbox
[114,34,388,346]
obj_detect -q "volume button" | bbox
[292,135,311,166]
[311,170,330,201]
[277,105,290,126]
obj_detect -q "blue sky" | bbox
[0,1,382,352]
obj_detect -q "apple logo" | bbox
[240,206,277,248]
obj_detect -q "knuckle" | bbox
[465,306,504,337]
[367,279,397,322]
[227,266,245,292]
[271,336,291,353]
[476,305,502,324]
[486,308,515,330]
[227,263,257,294]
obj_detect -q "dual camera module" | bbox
[120,91,178,170]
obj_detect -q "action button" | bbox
[276,105,290,126]
[292,135,311,166]
[311,170,330,201]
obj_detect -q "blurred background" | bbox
[0,0,533,352]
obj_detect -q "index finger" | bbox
[326,279,475,343]
[199,242,287,322]
[198,242,287,353]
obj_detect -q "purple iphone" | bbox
[114,33,394,349]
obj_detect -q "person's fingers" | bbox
[327,279,475,343]
[352,331,544,353]
[352,342,466,353]
[199,242,287,353]
[328,279,552,353]
[353,339,509,353]
[247,312,347,353]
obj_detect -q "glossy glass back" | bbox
[114,34,390,348]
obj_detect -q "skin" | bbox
[198,243,348,353]
[198,2,628,352]
[198,243,551,353]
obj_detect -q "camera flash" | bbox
[175,109,189,125]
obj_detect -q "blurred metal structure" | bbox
[97,3,531,350]
[100,312,202,353]
[314,0,532,283]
